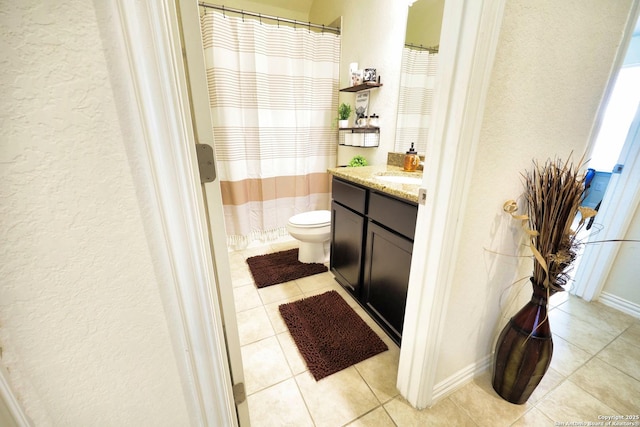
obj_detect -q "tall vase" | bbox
[492,279,554,404]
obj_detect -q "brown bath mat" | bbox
[246,248,328,288]
[279,290,388,380]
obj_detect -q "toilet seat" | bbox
[288,210,331,228]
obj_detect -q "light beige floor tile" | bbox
[351,305,399,350]
[241,336,292,395]
[233,284,262,313]
[295,271,335,294]
[241,245,273,258]
[229,260,255,288]
[355,346,400,403]
[346,407,396,427]
[276,332,308,375]
[549,334,592,377]
[569,357,640,413]
[619,321,640,347]
[548,308,617,355]
[557,297,636,336]
[258,281,303,305]
[295,368,380,427]
[527,367,565,404]
[264,295,303,334]
[448,372,531,427]
[597,337,640,381]
[236,305,275,346]
[385,396,476,427]
[548,291,569,309]
[536,380,616,424]
[511,408,554,426]
[247,378,314,427]
[269,239,298,253]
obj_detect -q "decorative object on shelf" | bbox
[348,155,368,167]
[363,68,377,82]
[338,102,352,128]
[492,155,597,404]
[349,62,358,82]
[369,114,379,127]
[351,69,364,86]
[355,92,370,125]
[338,127,380,147]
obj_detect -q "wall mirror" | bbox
[394,0,445,154]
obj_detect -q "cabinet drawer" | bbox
[332,177,367,214]
[368,192,418,240]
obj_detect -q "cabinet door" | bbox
[330,201,365,297]
[363,221,413,345]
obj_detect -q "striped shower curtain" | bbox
[200,12,340,249]
[395,47,439,154]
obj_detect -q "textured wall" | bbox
[0,1,190,425]
[435,0,634,384]
[310,0,408,167]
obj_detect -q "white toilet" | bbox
[286,210,331,264]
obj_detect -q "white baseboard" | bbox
[432,353,493,402]
[598,292,640,319]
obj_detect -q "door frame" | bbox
[118,0,505,418]
[116,0,507,419]
[175,0,250,424]
[571,2,640,302]
[397,0,506,408]
[573,103,640,302]
[114,1,239,425]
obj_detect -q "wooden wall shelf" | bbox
[339,82,383,92]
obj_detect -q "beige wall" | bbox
[310,0,409,166]
[200,0,311,21]
[406,0,445,48]
[1,1,190,424]
[434,0,634,385]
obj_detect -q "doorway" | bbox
[571,13,640,308]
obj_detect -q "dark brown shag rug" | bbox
[246,248,328,288]
[279,290,388,380]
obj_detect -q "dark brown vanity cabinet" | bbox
[363,192,417,345]
[330,177,418,345]
[330,179,367,297]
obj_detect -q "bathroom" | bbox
[195,0,640,422]
[3,0,639,425]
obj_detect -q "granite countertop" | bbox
[327,165,423,203]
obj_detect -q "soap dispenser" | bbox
[403,142,419,172]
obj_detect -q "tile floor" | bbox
[228,240,640,427]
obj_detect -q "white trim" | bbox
[397,0,505,409]
[572,0,640,302]
[0,365,31,427]
[599,292,640,320]
[432,354,493,402]
[573,102,640,302]
[115,1,237,426]
[175,0,250,424]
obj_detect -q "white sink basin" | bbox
[374,174,422,185]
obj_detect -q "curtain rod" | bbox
[405,43,439,53]
[198,2,341,35]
